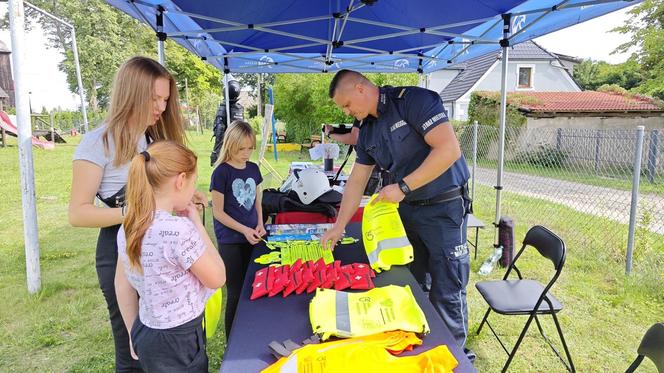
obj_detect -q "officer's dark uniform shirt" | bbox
[355,86,470,202]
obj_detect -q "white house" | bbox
[428,41,581,121]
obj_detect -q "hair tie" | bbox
[141,151,151,162]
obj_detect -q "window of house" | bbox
[518,66,533,89]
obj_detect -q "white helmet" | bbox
[292,168,333,205]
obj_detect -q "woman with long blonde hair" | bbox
[68,56,203,372]
[115,140,225,372]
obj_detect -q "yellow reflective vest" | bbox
[309,285,430,341]
[203,288,222,339]
[261,330,458,373]
[362,194,413,272]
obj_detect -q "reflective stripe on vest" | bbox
[335,291,351,335]
[367,236,411,266]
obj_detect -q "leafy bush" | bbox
[467,91,529,128]
[517,145,568,169]
[248,116,264,135]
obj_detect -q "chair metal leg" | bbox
[502,313,537,373]
[534,314,572,372]
[477,307,491,335]
[551,311,575,372]
[625,355,644,373]
[474,227,479,259]
[486,319,511,356]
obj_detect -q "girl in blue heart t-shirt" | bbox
[210,120,264,340]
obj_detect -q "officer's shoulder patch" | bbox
[392,87,410,100]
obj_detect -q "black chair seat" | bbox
[476,279,563,315]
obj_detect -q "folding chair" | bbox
[475,225,575,372]
[625,323,664,373]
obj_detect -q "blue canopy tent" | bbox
[107,0,635,74]
[104,0,638,252]
[7,0,641,293]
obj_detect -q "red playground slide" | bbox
[0,110,55,150]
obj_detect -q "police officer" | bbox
[320,70,473,360]
[211,77,244,166]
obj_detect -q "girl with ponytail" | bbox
[114,140,225,372]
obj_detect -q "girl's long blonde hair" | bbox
[104,56,186,166]
[215,120,256,166]
[124,140,197,271]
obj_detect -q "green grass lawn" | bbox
[1,130,662,372]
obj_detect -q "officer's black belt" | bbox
[405,185,464,206]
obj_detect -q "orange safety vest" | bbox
[262,330,458,373]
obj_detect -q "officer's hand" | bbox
[373,183,405,204]
[320,225,344,251]
[323,124,333,136]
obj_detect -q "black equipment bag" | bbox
[261,189,338,218]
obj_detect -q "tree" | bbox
[4,0,227,127]
[601,57,644,90]
[19,0,155,110]
[614,0,664,99]
[573,57,644,91]
[164,40,222,129]
[573,59,601,90]
[272,72,418,142]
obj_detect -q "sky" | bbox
[0,3,638,112]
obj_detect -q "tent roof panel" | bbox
[106,0,640,73]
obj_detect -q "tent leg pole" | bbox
[156,7,165,65]
[9,0,42,294]
[494,14,510,247]
[223,72,231,130]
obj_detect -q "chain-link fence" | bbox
[455,123,664,271]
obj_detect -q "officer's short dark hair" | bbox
[329,69,367,98]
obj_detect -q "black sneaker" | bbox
[464,347,477,364]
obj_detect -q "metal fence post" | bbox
[647,129,658,184]
[626,126,645,275]
[472,121,478,202]
[594,129,601,173]
[556,128,562,151]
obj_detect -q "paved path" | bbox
[472,167,664,235]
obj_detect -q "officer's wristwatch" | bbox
[398,179,412,196]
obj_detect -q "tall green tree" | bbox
[272,72,418,142]
[5,0,226,128]
[573,57,644,91]
[614,0,664,99]
[164,40,222,128]
[573,59,602,90]
[23,0,155,110]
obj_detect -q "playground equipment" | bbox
[0,110,55,149]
